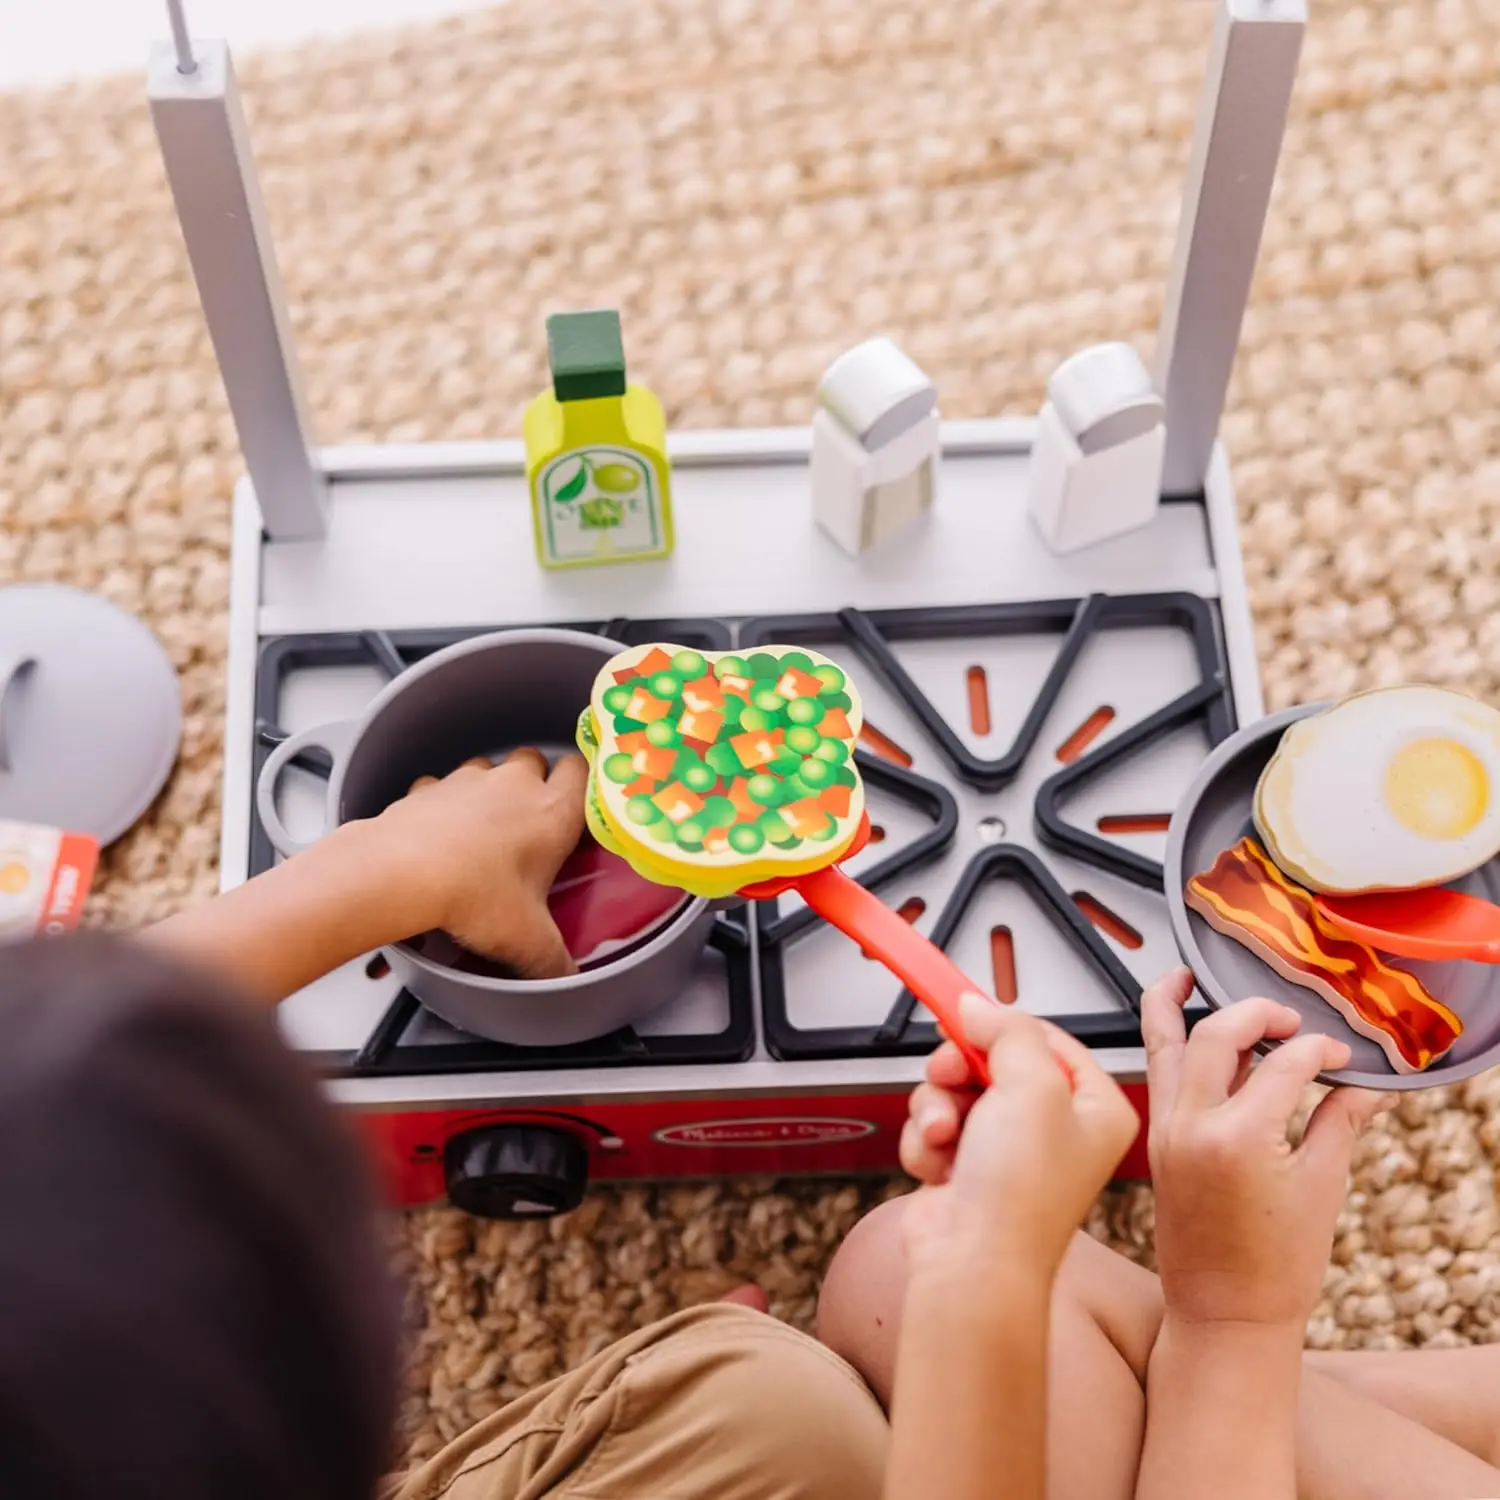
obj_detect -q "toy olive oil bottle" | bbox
[524,309,675,569]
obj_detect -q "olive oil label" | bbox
[537,447,665,564]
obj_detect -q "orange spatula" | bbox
[736,815,1000,1083]
[578,641,1074,1088]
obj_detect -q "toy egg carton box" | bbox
[0,821,98,944]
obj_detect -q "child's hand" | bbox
[1142,967,1391,1333]
[362,749,590,980]
[900,993,1140,1284]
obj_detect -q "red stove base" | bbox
[361,1083,1152,1211]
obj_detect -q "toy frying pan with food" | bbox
[576,642,1003,1083]
[1166,705,1500,1090]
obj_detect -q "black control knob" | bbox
[443,1124,589,1220]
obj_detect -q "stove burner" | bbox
[742,592,1236,1060]
[251,616,751,1077]
[1036,675,1231,890]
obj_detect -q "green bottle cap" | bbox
[547,310,627,402]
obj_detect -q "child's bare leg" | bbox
[1295,1365,1500,1499]
[1306,1347,1500,1468]
[818,1198,1500,1500]
[818,1200,1151,1500]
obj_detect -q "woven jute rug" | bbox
[5,0,1500,1470]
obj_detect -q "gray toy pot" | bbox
[255,627,712,1046]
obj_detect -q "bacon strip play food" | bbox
[1185,836,1463,1074]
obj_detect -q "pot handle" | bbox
[0,654,37,774]
[255,719,359,859]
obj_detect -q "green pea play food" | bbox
[705,743,744,778]
[786,697,824,727]
[782,772,817,802]
[785,724,822,755]
[604,753,635,783]
[798,758,836,789]
[681,762,716,794]
[759,811,797,845]
[700,795,738,829]
[626,795,661,824]
[769,744,804,776]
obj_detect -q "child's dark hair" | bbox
[0,933,401,1500]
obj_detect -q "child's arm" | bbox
[1134,970,1389,1500]
[142,751,589,1004]
[885,996,1140,1500]
[1141,1320,1302,1500]
[890,1269,1050,1500]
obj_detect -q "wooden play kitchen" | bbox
[148,0,1329,1218]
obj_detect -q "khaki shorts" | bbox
[388,1304,889,1500]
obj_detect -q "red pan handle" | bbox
[795,864,997,1085]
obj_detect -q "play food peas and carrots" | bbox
[578,643,867,900]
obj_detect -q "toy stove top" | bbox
[224,422,1264,1109]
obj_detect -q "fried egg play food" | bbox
[1187,835,1463,1074]
[578,643,865,899]
[1254,685,1500,896]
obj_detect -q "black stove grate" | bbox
[741,593,1236,1060]
[252,592,1234,1074]
[252,616,754,1076]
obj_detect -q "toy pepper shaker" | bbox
[524,310,675,570]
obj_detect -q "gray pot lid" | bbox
[0,584,181,845]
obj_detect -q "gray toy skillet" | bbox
[1164,704,1500,1091]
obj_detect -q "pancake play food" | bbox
[579,643,866,900]
[1186,835,1463,1074]
[1254,685,1500,896]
